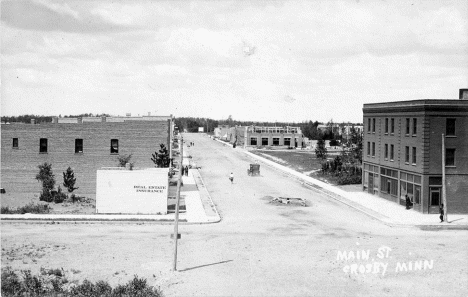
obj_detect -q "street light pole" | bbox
[172,136,183,271]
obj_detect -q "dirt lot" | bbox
[2,134,468,296]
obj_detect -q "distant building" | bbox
[215,125,304,148]
[1,115,174,196]
[362,90,468,214]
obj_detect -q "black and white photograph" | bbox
[1,0,467,296]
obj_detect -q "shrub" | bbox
[117,154,134,169]
[54,186,67,204]
[337,174,362,185]
[1,268,163,297]
[1,203,51,214]
[1,267,22,295]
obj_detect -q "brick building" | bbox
[1,116,173,195]
[362,91,468,214]
[215,125,304,148]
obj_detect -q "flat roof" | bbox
[363,99,468,114]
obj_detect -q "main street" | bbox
[2,133,467,296]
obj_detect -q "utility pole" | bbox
[442,134,448,222]
[172,137,183,271]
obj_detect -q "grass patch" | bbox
[251,150,322,173]
[1,266,163,297]
[1,203,51,214]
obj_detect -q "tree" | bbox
[151,144,170,168]
[347,126,363,164]
[63,167,79,194]
[315,139,328,160]
[36,163,56,202]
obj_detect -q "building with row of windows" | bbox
[1,115,174,195]
[362,90,468,214]
[215,125,305,148]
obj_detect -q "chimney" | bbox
[31,119,36,124]
[459,89,468,100]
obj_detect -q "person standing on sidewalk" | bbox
[229,172,234,184]
[405,194,411,210]
[185,165,189,176]
[439,204,444,223]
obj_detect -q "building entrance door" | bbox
[368,174,374,194]
[429,187,441,214]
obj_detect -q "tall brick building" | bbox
[1,116,173,195]
[362,90,468,214]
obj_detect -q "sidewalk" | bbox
[213,137,468,230]
[1,145,220,224]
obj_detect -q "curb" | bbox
[236,147,468,230]
[192,169,222,224]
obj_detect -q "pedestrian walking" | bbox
[439,204,444,223]
[185,165,189,176]
[181,165,185,176]
[229,172,234,184]
[405,194,411,210]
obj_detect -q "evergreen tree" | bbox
[63,167,79,194]
[151,144,170,168]
[36,163,56,202]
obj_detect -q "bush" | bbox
[54,186,67,203]
[1,268,163,297]
[1,203,51,214]
[337,173,362,185]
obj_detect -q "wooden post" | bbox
[172,137,183,271]
[442,134,448,222]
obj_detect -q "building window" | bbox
[110,139,119,154]
[39,138,48,153]
[372,142,375,157]
[446,118,456,136]
[367,142,370,156]
[405,146,409,163]
[384,144,388,159]
[412,147,416,165]
[385,118,388,134]
[12,138,18,149]
[405,118,410,135]
[446,148,455,166]
[390,144,394,161]
[284,138,291,146]
[412,118,417,135]
[75,139,83,153]
[372,118,375,133]
[262,138,268,146]
[272,138,280,146]
[250,137,257,145]
[391,118,395,134]
[367,118,371,133]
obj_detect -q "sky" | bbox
[1,0,467,123]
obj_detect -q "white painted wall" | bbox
[96,168,169,214]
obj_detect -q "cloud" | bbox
[1,0,137,33]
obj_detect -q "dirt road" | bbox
[2,133,468,296]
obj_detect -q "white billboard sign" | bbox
[198,127,204,132]
[96,168,168,214]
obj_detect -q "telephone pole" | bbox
[172,136,183,271]
[442,134,448,222]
